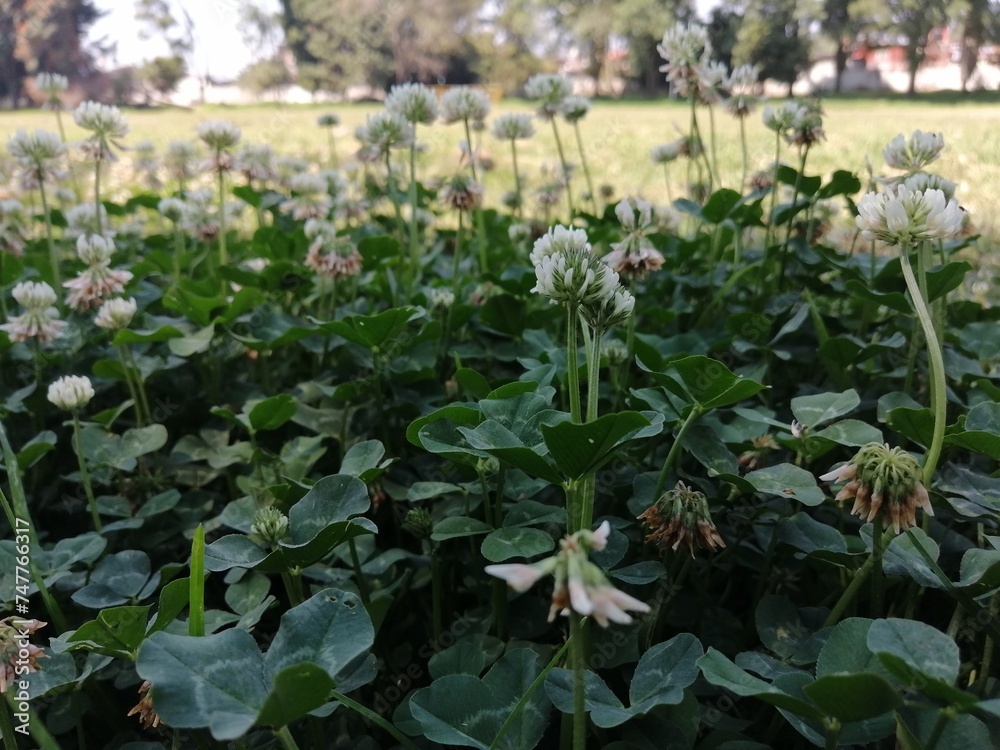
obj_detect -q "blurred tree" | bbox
[237,2,283,64]
[821,0,881,92]
[705,5,740,72]
[613,0,691,93]
[239,57,292,99]
[137,54,186,101]
[1,0,100,107]
[473,0,554,92]
[954,0,1000,90]
[733,0,818,96]
[277,0,480,91]
[135,0,194,59]
[865,0,949,95]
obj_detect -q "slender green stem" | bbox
[189,525,206,636]
[975,593,999,695]
[490,639,572,750]
[274,726,301,750]
[216,167,228,269]
[899,248,947,485]
[707,104,720,189]
[739,116,749,190]
[550,119,575,219]
[280,571,305,607]
[926,711,954,750]
[330,690,420,750]
[38,182,60,287]
[585,326,603,424]
[407,133,420,293]
[871,515,885,619]
[385,152,406,244]
[172,225,184,283]
[776,146,809,291]
[72,413,101,532]
[94,159,103,236]
[653,405,703,499]
[573,122,598,216]
[569,613,587,750]
[3,691,64,750]
[510,139,523,218]
[431,547,444,643]
[462,118,489,273]
[764,131,781,250]
[348,537,370,605]
[823,527,895,627]
[565,305,582,424]
[0,688,19,750]
[115,343,147,426]
[662,163,673,203]
[327,127,338,168]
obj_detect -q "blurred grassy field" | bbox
[2,97,999,239]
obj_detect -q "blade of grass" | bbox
[189,525,206,637]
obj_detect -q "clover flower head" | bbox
[386,82,439,125]
[441,173,484,212]
[158,197,187,223]
[355,111,414,155]
[317,113,340,127]
[855,184,964,245]
[76,233,115,265]
[428,287,456,309]
[36,72,68,98]
[250,507,289,546]
[532,246,621,311]
[74,101,129,141]
[492,113,535,141]
[762,101,808,133]
[13,281,58,310]
[650,141,684,165]
[197,120,242,151]
[164,140,200,179]
[0,618,47,693]
[638,481,725,556]
[235,143,276,181]
[94,296,137,330]
[695,59,728,104]
[901,172,958,201]
[47,375,95,411]
[614,197,653,233]
[883,130,945,172]
[561,95,591,123]
[657,21,711,69]
[821,442,933,534]
[439,87,491,124]
[529,224,591,266]
[524,74,573,119]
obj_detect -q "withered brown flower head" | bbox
[821,442,933,534]
[128,680,162,729]
[638,481,725,557]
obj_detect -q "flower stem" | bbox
[569,613,587,750]
[871,515,885,618]
[653,405,703,499]
[662,163,673,203]
[550,119,575,219]
[330,689,420,750]
[274,726,301,750]
[216,167,228,269]
[510,139,523,218]
[739,116,749,190]
[72,412,101,532]
[463,118,489,273]
[385,152,406,244]
[899,248,947,485]
[38,182,60,287]
[348,536,370,605]
[407,134,420,293]
[116,343,148,426]
[573,122,598,216]
[94,160,103,236]
[490,638,572,750]
[327,128,339,168]
[565,305,582,424]
[764,131,781,250]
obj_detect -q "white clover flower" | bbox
[508,222,532,242]
[529,224,592,266]
[235,143,276,181]
[317,113,340,127]
[47,375,95,411]
[274,155,309,185]
[36,72,68,97]
[561,95,591,123]
[73,101,129,141]
[158,197,187,223]
[441,173,484,212]
[164,140,200,180]
[1,281,66,343]
[64,203,111,239]
[0,199,27,257]
[657,21,711,69]
[13,281,58,310]
[304,218,337,241]
[725,63,760,117]
[615,197,653,232]
[428,287,456,309]
[197,120,242,151]
[7,129,66,187]
[524,74,573,119]
[319,169,349,196]
[94,296,137,330]
[288,172,327,195]
[762,101,807,133]
[855,185,964,245]
[439,87,491,124]
[883,130,945,172]
[695,60,728,104]
[902,172,958,201]
[650,141,684,165]
[385,83,439,125]
[492,113,535,141]
[532,248,621,309]
[582,282,636,329]
[355,111,414,156]
[76,233,116,265]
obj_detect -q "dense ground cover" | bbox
[2,61,1000,750]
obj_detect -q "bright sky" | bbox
[86,0,723,81]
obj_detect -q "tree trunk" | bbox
[834,40,849,93]
[907,64,917,96]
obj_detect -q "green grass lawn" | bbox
[2,97,999,239]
